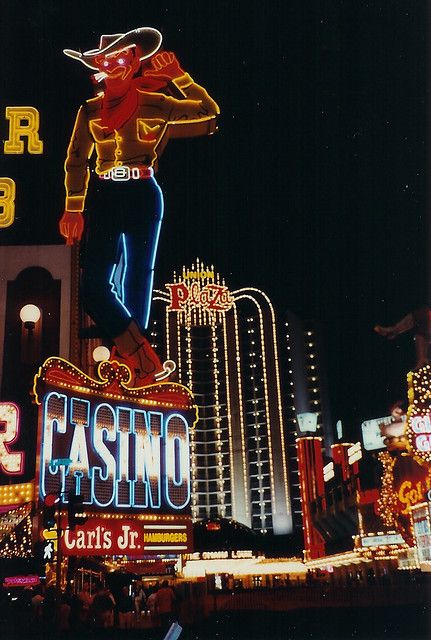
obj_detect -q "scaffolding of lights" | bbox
[154,264,291,531]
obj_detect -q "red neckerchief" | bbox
[100,71,168,133]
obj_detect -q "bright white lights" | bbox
[93,346,111,362]
[19,304,41,325]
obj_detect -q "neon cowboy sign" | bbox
[34,358,197,513]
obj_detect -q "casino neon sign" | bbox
[34,357,197,513]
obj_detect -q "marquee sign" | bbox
[33,357,197,515]
[406,367,431,463]
[61,516,193,556]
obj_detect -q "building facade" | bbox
[152,259,313,536]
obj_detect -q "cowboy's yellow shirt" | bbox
[64,72,220,212]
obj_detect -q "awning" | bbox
[0,503,32,544]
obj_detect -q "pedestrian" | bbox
[91,583,115,629]
[133,581,146,620]
[155,580,176,632]
[30,585,44,626]
[77,580,93,626]
[59,592,71,632]
[146,586,159,627]
[42,586,57,634]
[117,585,135,629]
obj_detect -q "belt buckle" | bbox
[111,166,130,181]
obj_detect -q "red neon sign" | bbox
[61,517,193,556]
[3,575,40,588]
[166,282,233,313]
[0,402,24,476]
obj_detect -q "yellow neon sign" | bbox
[4,107,43,155]
[1,106,43,228]
[0,178,16,228]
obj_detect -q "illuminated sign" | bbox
[34,357,197,515]
[397,472,431,514]
[184,550,255,561]
[406,368,431,463]
[361,533,404,547]
[0,403,24,476]
[411,503,431,564]
[42,540,55,561]
[361,416,403,451]
[296,412,318,433]
[409,415,431,451]
[61,516,192,556]
[1,106,43,228]
[3,575,40,588]
[185,270,214,280]
[4,107,43,155]
[166,282,233,314]
[323,462,334,482]
[347,441,362,465]
[378,449,431,546]
[0,482,34,508]
[59,28,219,389]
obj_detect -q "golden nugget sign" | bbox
[407,367,431,463]
[34,358,197,513]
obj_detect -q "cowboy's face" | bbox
[95,47,140,84]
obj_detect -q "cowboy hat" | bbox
[63,27,162,71]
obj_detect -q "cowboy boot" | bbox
[374,312,415,340]
[112,320,161,386]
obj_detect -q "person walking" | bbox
[155,580,176,632]
[117,585,135,629]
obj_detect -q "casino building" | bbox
[0,250,332,565]
[150,259,332,539]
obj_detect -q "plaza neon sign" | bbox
[166,282,233,313]
[34,357,197,513]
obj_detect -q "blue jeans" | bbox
[80,175,164,338]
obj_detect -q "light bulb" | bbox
[20,304,41,324]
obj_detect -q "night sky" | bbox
[0,1,426,440]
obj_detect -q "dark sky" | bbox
[0,1,426,439]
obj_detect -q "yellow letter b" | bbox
[0,178,16,228]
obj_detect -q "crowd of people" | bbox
[1,578,178,635]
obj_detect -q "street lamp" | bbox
[93,345,110,362]
[19,304,42,363]
[19,304,41,331]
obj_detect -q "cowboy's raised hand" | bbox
[59,211,84,246]
[144,52,184,80]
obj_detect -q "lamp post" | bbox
[19,304,41,330]
[50,457,72,620]
[92,345,111,378]
[19,303,41,363]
